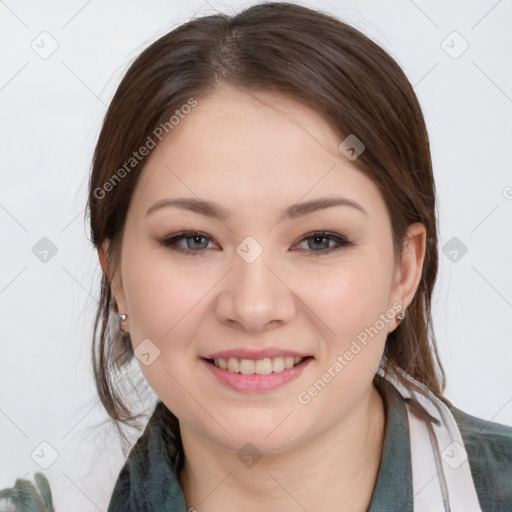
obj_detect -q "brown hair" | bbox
[86,1,447,459]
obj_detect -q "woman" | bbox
[87,2,512,511]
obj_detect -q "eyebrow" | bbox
[145,196,366,220]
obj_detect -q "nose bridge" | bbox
[216,235,295,331]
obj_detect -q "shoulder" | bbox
[107,401,186,512]
[107,420,153,512]
[449,402,512,511]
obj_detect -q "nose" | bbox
[215,246,297,333]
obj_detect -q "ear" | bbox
[97,239,127,314]
[390,222,427,326]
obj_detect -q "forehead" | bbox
[157,85,342,162]
[130,86,386,219]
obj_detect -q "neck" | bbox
[178,383,386,512]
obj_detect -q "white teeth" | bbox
[284,356,295,369]
[227,357,239,373]
[240,359,255,374]
[212,355,306,374]
[255,358,273,375]
[272,357,285,373]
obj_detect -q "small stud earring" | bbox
[397,307,406,322]
[119,314,128,333]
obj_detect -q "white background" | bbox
[1,0,511,510]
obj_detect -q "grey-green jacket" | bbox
[108,378,512,511]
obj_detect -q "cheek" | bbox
[121,250,218,387]
[294,264,391,420]
[122,251,202,342]
[293,253,393,402]
[121,255,208,411]
[296,255,394,342]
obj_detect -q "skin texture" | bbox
[99,85,426,511]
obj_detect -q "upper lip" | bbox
[202,348,312,360]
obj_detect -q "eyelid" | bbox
[293,231,351,254]
[159,230,352,255]
[160,230,219,251]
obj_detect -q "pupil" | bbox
[312,236,327,249]
[190,236,206,249]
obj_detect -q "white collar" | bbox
[382,367,482,512]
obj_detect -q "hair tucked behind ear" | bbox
[86,1,446,459]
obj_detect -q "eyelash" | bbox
[160,230,352,256]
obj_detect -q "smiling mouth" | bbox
[204,356,312,375]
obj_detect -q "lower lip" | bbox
[201,357,313,392]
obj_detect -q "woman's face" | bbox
[105,85,424,453]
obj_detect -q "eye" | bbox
[294,231,352,254]
[160,230,352,256]
[160,231,218,255]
